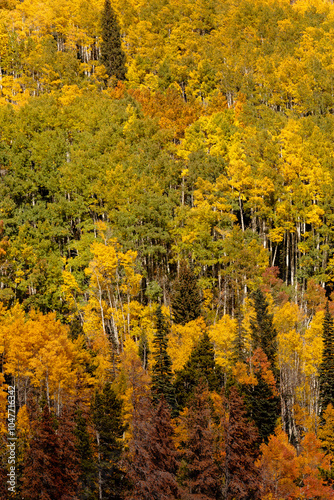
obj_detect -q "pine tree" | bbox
[320,302,334,414]
[100,0,126,81]
[151,306,175,410]
[74,408,97,500]
[251,289,277,368]
[181,382,221,499]
[174,332,222,413]
[92,382,125,500]
[171,261,202,325]
[224,387,260,500]
[21,405,66,500]
[125,395,181,500]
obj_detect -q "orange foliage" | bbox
[257,426,299,499]
[252,348,278,397]
[129,87,201,139]
[297,432,334,499]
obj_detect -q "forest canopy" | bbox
[1,0,334,498]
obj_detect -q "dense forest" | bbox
[2,0,334,498]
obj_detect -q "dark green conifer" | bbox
[171,261,202,325]
[100,0,126,81]
[320,302,334,414]
[245,372,280,442]
[74,409,97,500]
[92,382,125,500]
[174,332,222,413]
[251,289,277,368]
[151,306,175,410]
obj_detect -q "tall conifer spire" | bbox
[320,301,334,413]
[151,306,175,410]
[100,0,126,80]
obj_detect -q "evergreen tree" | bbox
[181,382,221,499]
[241,348,280,443]
[74,408,97,500]
[320,302,334,414]
[174,332,222,413]
[92,382,125,500]
[100,0,126,80]
[224,387,260,500]
[171,261,202,325]
[125,395,181,500]
[246,374,280,443]
[251,289,277,368]
[151,306,175,410]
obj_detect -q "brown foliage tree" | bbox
[224,386,260,500]
[21,404,80,500]
[125,395,180,500]
[181,382,221,499]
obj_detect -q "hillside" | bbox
[1,0,334,498]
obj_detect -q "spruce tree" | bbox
[224,387,260,500]
[100,0,126,80]
[174,332,222,413]
[74,408,97,500]
[92,382,125,500]
[246,371,280,442]
[320,302,334,413]
[251,289,277,368]
[181,382,221,499]
[151,306,175,410]
[171,261,202,325]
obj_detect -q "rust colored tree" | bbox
[21,404,80,500]
[181,382,221,499]
[125,395,181,500]
[224,386,261,500]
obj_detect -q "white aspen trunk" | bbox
[94,272,106,336]
[239,196,245,232]
[46,370,50,408]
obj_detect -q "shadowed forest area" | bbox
[2,0,334,498]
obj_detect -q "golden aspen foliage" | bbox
[209,315,237,372]
[83,232,142,351]
[0,304,89,409]
[168,317,206,372]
